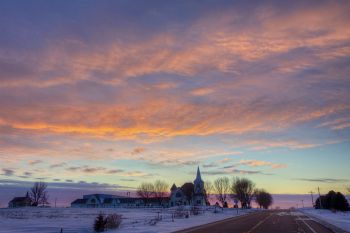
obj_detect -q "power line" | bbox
[309,191,314,207]
[318,187,323,209]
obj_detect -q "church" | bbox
[71,166,207,208]
[169,166,207,206]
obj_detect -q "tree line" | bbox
[137,177,273,209]
[22,182,49,206]
[136,180,169,205]
[205,177,273,209]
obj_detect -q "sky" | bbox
[0,0,350,205]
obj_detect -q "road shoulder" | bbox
[298,210,349,233]
[174,210,259,233]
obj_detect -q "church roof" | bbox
[194,166,203,183]
[171,183,177,191]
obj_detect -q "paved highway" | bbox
[175,210,336,233]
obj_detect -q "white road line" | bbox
[300,216,317,233]
[246,213,273,233]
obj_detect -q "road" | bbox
[175,210,336,233]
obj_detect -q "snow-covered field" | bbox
[300,208,350,232]
[0,207,256,233]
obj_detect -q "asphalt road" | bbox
[175,210,336,233]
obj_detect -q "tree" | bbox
[231,177,255,208]
[29,182,49,206]
[136,182,154,205]
[153,180,169,206]
[94,213,107,232]
[213,177,230,207]
[315,190,349,211]
[204,181,214,205]
[255,189,273,209]
[181,183,194,205]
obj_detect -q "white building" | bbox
[71,194,145,208]
[170,167,206,206]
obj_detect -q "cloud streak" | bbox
[295,178,350,183]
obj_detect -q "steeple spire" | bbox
[194,166,203,183]
[196,166,201,180]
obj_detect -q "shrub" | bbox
[105,214,122,229]
[94,213,106,233]
[315,191,349,211]
[94,213,122,232]
[148,218,159,226]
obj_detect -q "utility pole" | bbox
[318,187,323,209]
[309,191,314,207]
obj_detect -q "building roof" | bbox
[71,199,87,204]
[9,197,31,203]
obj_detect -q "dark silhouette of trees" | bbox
[29,182,49,206]
[213,177,230,207]
[181,183,194,205]
[94,213,106,232]
[153,180,169,206]
[204,181,213,205]
[315,190,349,211]
[136,182,154,204]
[94,213,122,232]
[137,180,169,205]
[231,177,255,208]
[255,189,273,209]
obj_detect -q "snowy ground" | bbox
[0,207,256,233]
[300,208,350,232]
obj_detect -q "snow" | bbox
[0,207,256,233]
[300,208,350,232]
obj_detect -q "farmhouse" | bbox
[8,192,32,208]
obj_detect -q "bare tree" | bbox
[30,182,49,206]
[153,180,169,206]
[213,177,230,207]
[254,189,273,209]
[204,181,213,205]
[231,177,255,208]
[136,182,154,205]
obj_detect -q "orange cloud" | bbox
[239,160,287,169]
[1,2,349,89]
[190,87,214,96]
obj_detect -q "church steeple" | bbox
[193,166,204,196]
[170,183,177,191]
[194,166,203,183]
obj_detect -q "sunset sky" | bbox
[0,0,350,202]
